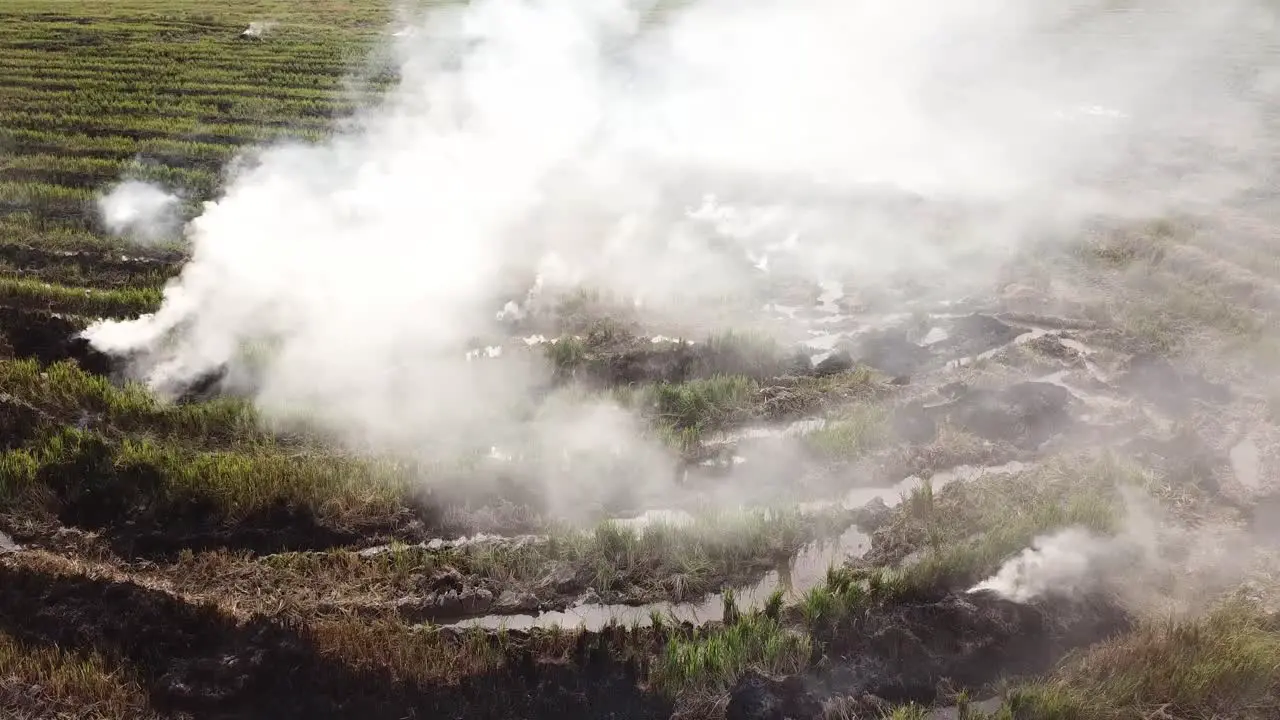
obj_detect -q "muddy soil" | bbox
[0,564,673,720]
[826,313,1022,381]
[556,328,809,386]
[730,590,1131,719]
[1115,353,1232,414]
[893,381,1075,450]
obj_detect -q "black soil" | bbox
[730,590,1131,720]
[0,393,46,451]
[0,565,673,720]
[0,306,113,374]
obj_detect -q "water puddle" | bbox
[710,418,826,445]
[829,461,1030,513]
[1033,370,1128,413]
[610,509,697,531]
[802,331,844,351]
[764,303,803,319]
[446,461,1031,631]
[446,525,868,631]
[465,345,504,360]
[1231,437,1262,489]
[919,326,950,346]
[946,327,1047,369]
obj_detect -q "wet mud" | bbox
[811,313,1023,381]
[1116,353,1231,414]
[894,381,1076,451]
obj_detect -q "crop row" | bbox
[0,91,356,128]
[0,25,378,51]
[0,181,95,207]
[0,213,114,248]
[0,72,384,100]
[1,2,393,27]
[0,128,241,164]
[0,67,359,93]
[1,154,220,196]
[0,110,330,144]
[0,50,371,80]
[0,275,162,317]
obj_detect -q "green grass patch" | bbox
[867,454,1141,572]
[651,375,758,432]
[801,402,888,461]
[0,276,161,317]
[786,455,1142,630]
[651,609,811,696]
[0,358,262,446]
[0,426,413,524]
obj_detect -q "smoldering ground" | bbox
[81,0,1280,521]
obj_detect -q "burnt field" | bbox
[4,1,1280,720]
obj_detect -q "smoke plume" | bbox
[83,0,1280,505]
[97,180,182,245]
[241,21,279,39]
[972,488,1259,612]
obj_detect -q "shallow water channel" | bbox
[445,461,1028,631]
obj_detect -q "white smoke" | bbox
[241,21,279,39]
[83,0,1280,503]
[972,488,1259,610]
[97,180,182,245]
[971,527,1132,602]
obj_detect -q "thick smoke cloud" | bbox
[84,0,1280,505]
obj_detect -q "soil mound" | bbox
[894,382,1075,449]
